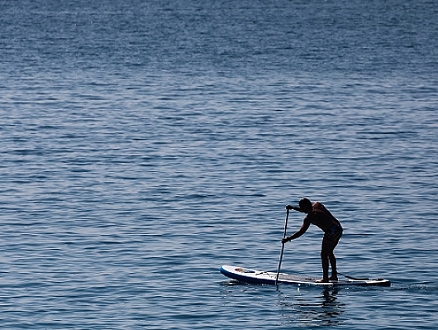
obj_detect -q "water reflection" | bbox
[278,287,344,326]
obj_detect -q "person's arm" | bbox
[286,205,305,212]
[282,220,310,243]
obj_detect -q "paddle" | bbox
[275,208,290,285]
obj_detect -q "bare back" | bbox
[304,202,341,232]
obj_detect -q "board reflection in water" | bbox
[278,287,344,327]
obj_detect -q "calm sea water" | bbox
[1,0,437,328]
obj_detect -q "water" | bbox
[1,0,437,328]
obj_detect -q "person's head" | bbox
[299,198,312,213]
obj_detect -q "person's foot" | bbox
[315,278,329,283]
[329,275,338,282]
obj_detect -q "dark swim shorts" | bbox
[324,225,343,241]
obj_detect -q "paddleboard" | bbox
[220,265,390,287]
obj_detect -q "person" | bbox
[282,198,343,283]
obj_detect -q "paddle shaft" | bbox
[275,209,289,285]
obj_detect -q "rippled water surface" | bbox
[1,0,437,328]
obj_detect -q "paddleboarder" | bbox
[282,198,343,283]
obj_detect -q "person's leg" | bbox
[329,232,342,280]
[319,238,337,282]
[316,240,331,282]
[321,251,329,281]
[328,252,337,280]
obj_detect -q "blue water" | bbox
[1,0,437,328]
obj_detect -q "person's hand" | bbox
[282,237,289,244]
[286,204,293,210]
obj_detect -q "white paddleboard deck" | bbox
[221,265,390,287]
